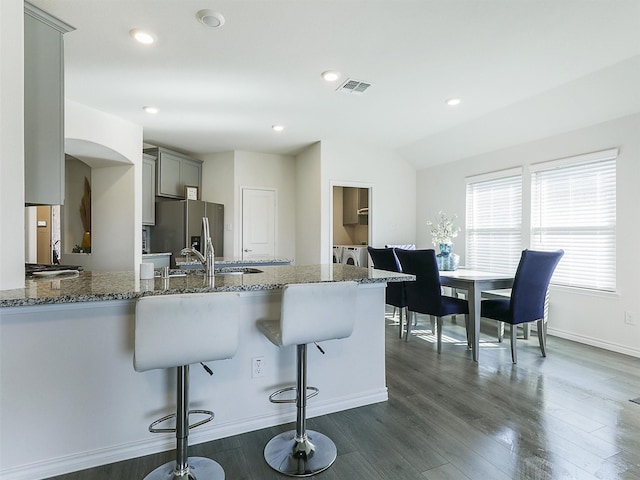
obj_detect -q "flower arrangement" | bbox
[427,211,461,246]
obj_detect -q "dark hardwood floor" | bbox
[47,314,640,480]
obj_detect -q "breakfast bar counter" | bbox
[0,263,407,307]
[0,265,411,480]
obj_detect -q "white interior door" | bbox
[242,187,276,259]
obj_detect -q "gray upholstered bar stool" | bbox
[134,292,240,480]
[257,281,357,477]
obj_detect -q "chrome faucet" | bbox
[180,217,215,278]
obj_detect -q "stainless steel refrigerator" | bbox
[151,200,224,267]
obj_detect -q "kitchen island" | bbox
[175,256,293,269]
[0,264,411,480]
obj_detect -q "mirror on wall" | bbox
[65,155,91,255]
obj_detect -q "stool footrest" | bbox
[269,386,319,404]
[148,409,214,433]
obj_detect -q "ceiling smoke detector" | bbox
[196,10,225,28]
[337,78,372,95]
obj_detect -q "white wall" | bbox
[416,113,640,358]
[295,142,323,264]
[200,151,234,257]
[234,151,296,260]
[0,0,25,290]
[65,101,143,272]
[320,140,417,264]
[200,150,296,260]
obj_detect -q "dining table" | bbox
[439,269,514,362]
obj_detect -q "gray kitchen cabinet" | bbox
[24,3,74,205]
[144,147,202,199]
[343,187,369,225]
[142,154,155,225]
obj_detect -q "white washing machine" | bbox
[340,245,368,267]
[332,246,343,263]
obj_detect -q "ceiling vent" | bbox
[337,78,372,94]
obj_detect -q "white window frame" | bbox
[465,167,523,273]
[530,148,618,292]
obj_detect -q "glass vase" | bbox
[436,243,459,271]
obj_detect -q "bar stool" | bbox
[134,292,240,480]
[257,281,357,477]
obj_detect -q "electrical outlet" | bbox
[624,311,636,325]
[252,356,265,378]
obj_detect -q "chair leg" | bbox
[430,315,436,335]
[398,307,404,339]
[436,317,443,354]
[497,322,504,342]
[405,311,413,342]
[263,344,337,476]
[523,323,530,339]
[537,319,547,357]
[143,365,224,480]
[510,325,517,364]
[464,315,471,348]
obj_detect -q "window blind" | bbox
[531,155,616,291]
[466,172,522,273]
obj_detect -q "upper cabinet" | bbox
[144,147,202,199]
[24,3,74,205]
[142,154,156,225]
[343,187,369,225]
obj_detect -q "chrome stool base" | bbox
[264,430,337,477]
[143,457,224,480]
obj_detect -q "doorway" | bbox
[331,185,371,266]
[241,187,277,259]
[29,205,61,264]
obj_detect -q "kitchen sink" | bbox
[215,267,263,275]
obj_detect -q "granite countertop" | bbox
[176,257,293,267]
[0,264,413,308]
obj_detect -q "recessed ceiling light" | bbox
[272,125,285,132]
[196,10,225,28]
[446,98,461,106]
[143,106,159,114]
[321,70,341,82]
[129,29,156,45]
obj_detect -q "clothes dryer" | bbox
[340,246,368,267]
[332,246,343,263]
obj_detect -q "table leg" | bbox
[468,284,481,362]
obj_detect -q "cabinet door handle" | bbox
[244,249,252,252]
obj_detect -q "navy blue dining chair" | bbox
[394,249,469,353]
[480,249,564,363]
[367,246,408,338]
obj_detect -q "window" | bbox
[530,149,617,291]
[466,168,522,273]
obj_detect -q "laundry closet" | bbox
[332,186,369,267]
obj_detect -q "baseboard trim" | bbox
[547,327,640,358]
[0,388,388,480]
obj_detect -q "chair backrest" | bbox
[367,246,401,272]
[134,292,240,372]
[385,244,416,250]
[394,249,443,313]
[510,249,564,323]
[280,281,358,347]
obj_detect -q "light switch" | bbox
[37,220,47,227]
